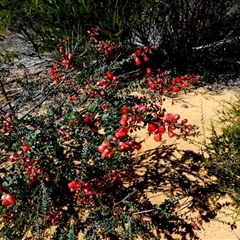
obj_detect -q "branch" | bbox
[192,36,240,51]
[0,75,14,113]
[19,69,77,120]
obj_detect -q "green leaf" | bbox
[88,103,98,113]
[113,29,123,37]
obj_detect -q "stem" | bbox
[0,78,13,113]
[19,69,77,120]
[113,191,136,206]
[132,209,155,215]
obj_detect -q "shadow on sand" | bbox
[129,143,234,239]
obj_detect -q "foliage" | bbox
[131,0,240,75]
[0,29,201,239]
[205,99,240,206]
[0,0,240,83]
[0,0,156,52]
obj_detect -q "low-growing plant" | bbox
[0,28,201,239]
[0,48,19,65]
[205,98,240,206]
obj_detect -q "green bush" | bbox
[206,99,240,205]
[0,0,155,52]
[1,0,240,79]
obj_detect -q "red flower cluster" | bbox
[87,27,119,55]
[147,113,193,141]
[132,45,158,67]
[68,170,136,207]
[145,71,200,94]
[84,71,117,98]
[0,113,16,134]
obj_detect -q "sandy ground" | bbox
[133,88,240,240]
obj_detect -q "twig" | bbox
[113,191,136,206]
[19,69,77,120]
[132,209,155,215]
[0,78,13,113]
[192,36,240,51]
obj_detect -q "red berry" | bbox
[182,130,188,136]
[5,112,12,119]
[68,180,81,192]
[8,154,18,162]
[168,131,174,138]
[174,77,182,83]
[107,152,114,159]
[115,127,129,139]
[45,176,51,182]
[157,125,166,134]
[134,143,142,151]
[173,114,180,122]
[101,148,111,158]
[147,81,158,91]
[57,129,64,136]
[181,119,188,125]
[65,133,71,141]
[111,169,118,175]
[181,83,188,89]
[120,115,128,127]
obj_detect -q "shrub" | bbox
[1,0,240,81]
[0,29,200,239]
[132,0,240,75]
[0,0,155,52]
[205,99,240,206]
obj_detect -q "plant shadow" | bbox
[131,143,233,239]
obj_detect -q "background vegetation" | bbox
[206,99,240,207]
[0,0,239,76]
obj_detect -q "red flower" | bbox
[135,48,142,56]
[2,193,16,207]
[172,85,180,93]
[120,115,128,127]
[68,180,81,192]
[120,106,129,114]
[106,71,114,80]
[22,144,31,152]
[147,123,157,134]
[115,127,129,139]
